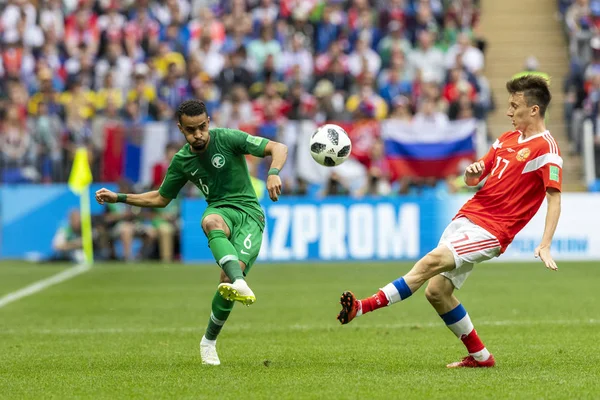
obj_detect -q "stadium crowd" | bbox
[561,0,600,170]
[0,0,492,261]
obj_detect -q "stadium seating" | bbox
[0,0,490,196]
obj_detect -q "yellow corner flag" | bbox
[68,147,94,265]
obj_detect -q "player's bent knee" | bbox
[201,215,228,235]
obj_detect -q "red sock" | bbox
[360,290,389,314]
[461,329,485,353]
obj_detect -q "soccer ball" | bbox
[309,124,352,167]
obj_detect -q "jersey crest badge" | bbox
[211,154,226,168]
[516,148,530,162]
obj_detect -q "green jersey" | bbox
[158,128,269,228]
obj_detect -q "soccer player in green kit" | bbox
[95,100,288,365]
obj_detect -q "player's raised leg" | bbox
[201,214,255,306]
[337,245,456,324]
[425,275,495,368]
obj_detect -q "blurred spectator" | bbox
[408,0,440,45]
[444,31,484,74]
[1,103,36,182]
[347,32,382,78]
[217,47,254,94]
[191,32,225,79]
[513,56,550,82]
[247,23,282,73]
[222,22,252,55]
[152,0,190,26]
[377,20,412,67]
[474,67,494,117]
[357,138,392,196]
[388,95,413,121]
[95,42,133,91]
[104,181,157,261]
[314,2,345,54]
[154,42,186,78]
[158,62,188,110]
[217,85,255,129]
[124,6,160,60]
[283,81,317,120]
[223,0,253,35]
[443,67,477,104]
[323,172,351,196]
[148,143,181,262]
[448,90,482,120]
[349,8,382,50]
[29,101,63,182]
[39,0,66,41]
[148,198,181,262]
[51,209,84,263]
[97,2,126,40]
[566,0,594,63]
[281,32,314,85]
[379,66,413,107]
[252,0,279,28]
[378,0,408,30]
[95,71,125,112]
[346,74,389,120]
[413,96,449,129]
[320,56,352,96]
[313,79,347,124]
[408,30,445,84]
[64,5,100,60]
[253,81,285,122]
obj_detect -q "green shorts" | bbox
[202,206,264,273]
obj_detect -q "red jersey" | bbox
[456,130,562,252]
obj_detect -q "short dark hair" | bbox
[506,75,552,117]
[176,100,207,123]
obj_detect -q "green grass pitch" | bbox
[1,260,599,399]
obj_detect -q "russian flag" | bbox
[382,119,477,179]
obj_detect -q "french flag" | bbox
[382,119,478,179]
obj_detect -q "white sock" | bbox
[355,301,363,317]
[201,336,216,346]
[470,348,491,362]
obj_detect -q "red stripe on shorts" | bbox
[454,239,499,251]
[456,243,500,256]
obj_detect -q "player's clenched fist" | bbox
[465,160,485,178]
[95,188,117,205]
[266,175,282,202]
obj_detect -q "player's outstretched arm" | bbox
[264,141,288,202]
[95,188,171,208]
[534,188,561,271]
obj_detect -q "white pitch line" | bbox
[0,263,91,309]
[0,319,598,335]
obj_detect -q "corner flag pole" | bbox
[68,147,94,265]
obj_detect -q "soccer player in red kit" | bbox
[337,75,562,368]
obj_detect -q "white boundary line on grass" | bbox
[0,319,598,335]
[0,263,91,309]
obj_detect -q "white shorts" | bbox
[439,217,501,289]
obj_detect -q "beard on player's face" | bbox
[180,114,210,151]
